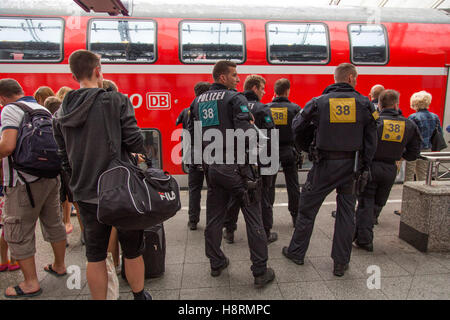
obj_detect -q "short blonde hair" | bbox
[56,86,73,101]
[410,90,432,111]
[102,79,118,92]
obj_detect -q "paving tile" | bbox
[144,264,183,290]
[325,279,388,300]
[180,287,231,300]
[388,253,450,275]
[407,274,450,300]
[228,260,255,287]
[309,256,367,281]
[278,281,336,300]
[181,263,229,289]
[185,244,209,264]
[428,252,450,271]
[166,245,187,265]
[230,283,283,300]
[269,258,322,283]
[119,289,180,300]
[350,254,411,277]
[372,235,419,255]
[380,276,413,300]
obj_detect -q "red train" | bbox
[1,1,450,183]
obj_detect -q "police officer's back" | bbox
[188,61,275,288]
[267,79,301,224]
[283,63,378,277]
[354,89,421,251]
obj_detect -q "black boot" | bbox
[254,268,275,288]
[333,262,349,277]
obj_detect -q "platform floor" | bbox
[0,184,449,300]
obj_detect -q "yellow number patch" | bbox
[271,107,288,125]
[329,98,356,123]
[382,119,405,143]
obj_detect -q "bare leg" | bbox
[86,260,108,300]
[5,256,40,296]
[62,200,73,234]
[107,227,120,267]
[47,239,66,274]
[73,202,83,233]
[124,255,144,293]
[0,235,8,264]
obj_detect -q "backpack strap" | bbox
[16,171,37,208]
[8,101,34,114]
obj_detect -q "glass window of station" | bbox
[88,19,156,63]
[0,17,63,62]
[349,24,388,65]
[141,129,162,169]
[266,22,329,64]
[180,21,245,63]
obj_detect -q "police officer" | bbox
[189,61,275,287]
[267,79,301,226]
[223,75,277,244]
[354,89,421,251]
[282,63,378,277]
[176,82,211,230]
[369,84,385,112]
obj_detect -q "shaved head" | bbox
[370,84,385,101]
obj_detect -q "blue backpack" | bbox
[7,102,62,206]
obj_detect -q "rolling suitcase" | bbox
[121,223,166,280]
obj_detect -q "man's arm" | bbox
[118,93,144,154]
[0,129,18,159]
[361,103,378,169]
[402,122,423,161]
[292,98,317,135]
[52,118,71,175]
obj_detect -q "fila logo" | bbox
[158,191,176,201]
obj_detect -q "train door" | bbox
[443,66,450,150]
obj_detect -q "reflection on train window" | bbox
[0,18,63,62]
[88,19,156,63]
[180,21,245,64]
[349,24,388,65]
[266,23,329,64]
[141,129,162,169]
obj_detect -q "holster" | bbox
[238,164,261,205]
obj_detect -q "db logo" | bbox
[158,191,176,201]
[146,92,171,110]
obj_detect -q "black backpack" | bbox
[7,102,62,207]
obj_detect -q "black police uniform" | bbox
[354,108,421,247]
[286,82,378,267]
[189,83,269,277]
[267,97,301,221]
[224,90,276,239]
[176,108,205,226]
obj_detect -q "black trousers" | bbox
[287,159,356,264]
[355,161,397,245]
[188,165,205,224]
[223,173,274,237]
[205,164,268,277]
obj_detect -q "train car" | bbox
[1,0,449,185]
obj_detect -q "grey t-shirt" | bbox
[1,97,50,187]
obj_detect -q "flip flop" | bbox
[4,285,42,299]
[44,264,67,277]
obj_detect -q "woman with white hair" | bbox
[404,90,443,181]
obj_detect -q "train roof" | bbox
[1,0,450,24]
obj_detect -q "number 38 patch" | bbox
[329,98,356,123]
[199,100,219,127]
[382,119,405,143]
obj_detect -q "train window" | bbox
[266,22,329,64]
[88,19,156,63]
[141,129,162,169]
[349,24,388,65]
[180,21,245,64]
[0,17,63,62]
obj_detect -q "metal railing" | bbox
[419,152,450,186]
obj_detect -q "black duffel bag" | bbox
[96,95,180,230]
[97,159,181,230]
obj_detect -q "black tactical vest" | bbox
[374,113,409,161]
[315,94,366,151]
[267,97,300,146]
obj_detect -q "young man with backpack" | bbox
[0,78,67,298]
[53,50,151,300]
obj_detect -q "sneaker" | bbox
[282,247,304,265]
[267,232,278,244]
[7,261,20,272]
[223,229,234,244]
[354,241,373,252]
[254,268,275,288]
[187,221,197,231]
[331,211,336,218]
[333,262,349,277]
[210,257,229,277]
[143,291,152,300]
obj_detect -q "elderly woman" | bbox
[404,90,443,181]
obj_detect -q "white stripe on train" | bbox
[0,64,448,76]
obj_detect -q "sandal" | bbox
[0,263,7,272]
[4,285,42,299]
[8,261,20,271]
[44,264,67,277]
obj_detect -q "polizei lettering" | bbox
[197,91,226,103]
[158,191,176,201]
[178,304,212,318]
